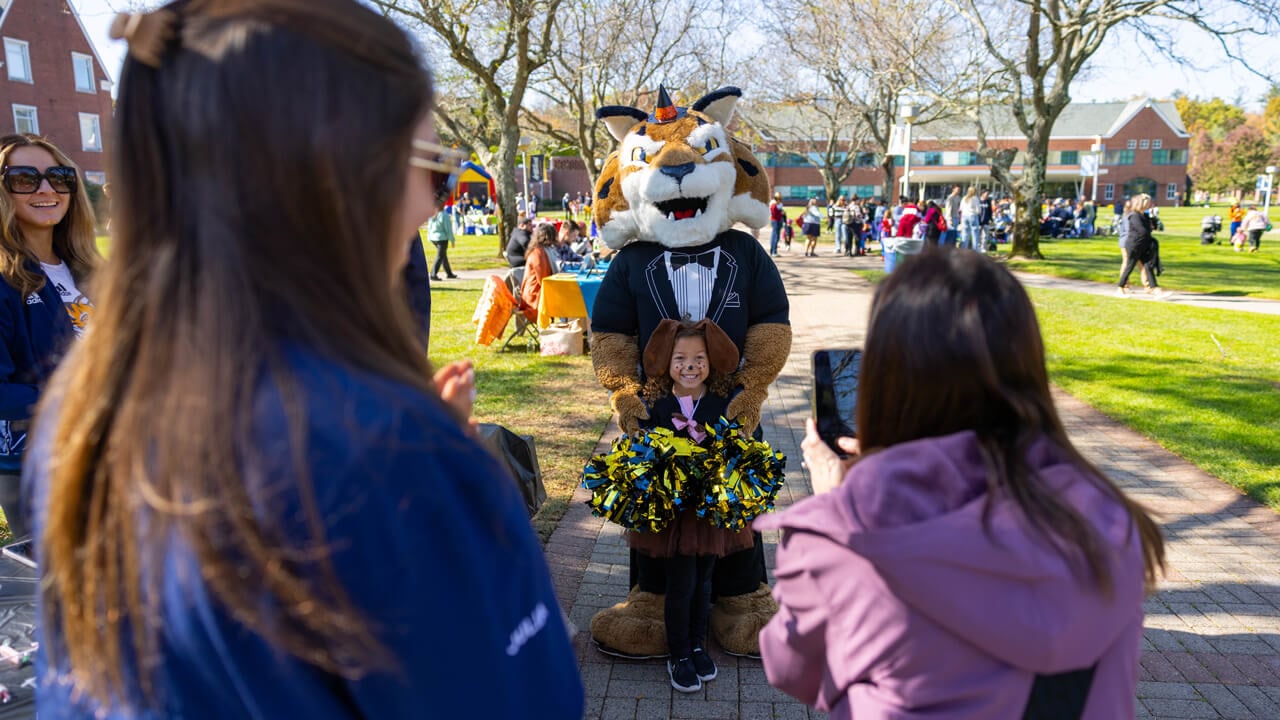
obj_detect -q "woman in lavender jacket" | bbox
[756,250,1166,719]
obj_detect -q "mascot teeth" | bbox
[655,197,709,222]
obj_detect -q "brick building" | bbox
[0,0,114,183]
[751,98,1191,207]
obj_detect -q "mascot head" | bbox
[592,86,770,250]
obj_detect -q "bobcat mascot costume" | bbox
[588,86,791,658]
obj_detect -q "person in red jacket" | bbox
[896,197,921,239]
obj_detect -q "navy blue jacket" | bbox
[404,236,432,348]
[30,348,584,718]
[0,270,75,472]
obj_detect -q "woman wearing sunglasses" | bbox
[27,1,582,718]
[0,134,99,541]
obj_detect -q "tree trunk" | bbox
[881,159,896,201]
[487,124,523,257]
[1009,136,1050,259]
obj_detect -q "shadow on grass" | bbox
[1050,352,1280,508]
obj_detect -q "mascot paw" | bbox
[589,587,668,659]
[612,391,650,436]
[725,391,765,436]
[710,583,778,658]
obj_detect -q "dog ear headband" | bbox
[642,318,740,379]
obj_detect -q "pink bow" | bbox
[672,414,706,442]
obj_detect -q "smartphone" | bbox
[1,538,35,569]
[812,349,862,454]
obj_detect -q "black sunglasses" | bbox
[410,140,467,204]
[2,165,78,194]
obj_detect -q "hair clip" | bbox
[109,10,180,69]
[409,139,467,173]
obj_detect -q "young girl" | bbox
[633,319,753,693]
[801,198,822,257]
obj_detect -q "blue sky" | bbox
[72,0,1278,111]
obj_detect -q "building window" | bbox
[1104,184,1114,201]
[12,104,37,134]
[79,113,102,152]
[72,53,95,93]
[1057,150,1079,165]
[1139,139,1150,149]
[1124,177,1157,198]
[1103,149,1134,165]
[4,39,31,83]
[923,151,942,166]
[84,171,106,186]
[1126,139,1137,150]
[1151,148,1188,165]
[1167,183,1178,201]
[854,152,879,168]
[1152,139,1163,149]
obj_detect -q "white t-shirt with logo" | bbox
[40,261,92,336]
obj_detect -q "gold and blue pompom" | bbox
[581,419,786,533]
[581,427,709,532]
[695,417,787,530]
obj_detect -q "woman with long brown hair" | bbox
[28,1,582,717]
[757,249,1165,718]
[0,133,100,540]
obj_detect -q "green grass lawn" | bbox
[427,279,611,541]
[1030,287,1280,508]
[1003,203,1280,299]
[432,231,509,272]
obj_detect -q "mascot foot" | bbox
[589,587,668,659]
[710,583,778,659]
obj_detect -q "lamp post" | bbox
[900,103,917,202]
[1266,165,1277,222]
[1090,135,1103,203]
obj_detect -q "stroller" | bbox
[989,215,1012,248]
[1200,215,1222,245]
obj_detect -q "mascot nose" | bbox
[660,163,696,181]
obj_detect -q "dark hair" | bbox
[642,321,734,402]
[532,222,557,248]
[41,0,434,708]
[857,250,1164,595]
[0,134,101,295]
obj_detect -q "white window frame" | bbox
[84,171,106,186]
[12,104,38,135]
[4,38,31,83]
[1126,139,1137,150]
[1152,139,1163,149]
[1103,183,1115,201]
[1139,139,1150,149]
[78,112,102,152]
[71,52,95,93]
[1167,183,1178,201]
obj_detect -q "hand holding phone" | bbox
[812,349,861,455]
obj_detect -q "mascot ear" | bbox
[690,86,742,127]
[696,319,740,374]
[596,106,649,143]
[642,319,682,379]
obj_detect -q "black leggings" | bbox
[431,242,452,276]
[1248,229,1263,251]
[1118,252,1157,289]
[665,554,715,659]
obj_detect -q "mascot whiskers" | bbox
[586,85,791,659]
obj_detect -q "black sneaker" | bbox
[691,647,717,681]
[667,657,702,693]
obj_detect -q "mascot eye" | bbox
[631,147,648,163]
[702,139,720,154]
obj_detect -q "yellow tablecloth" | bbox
[537,273,589,328]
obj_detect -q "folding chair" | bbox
[500,268,540,352]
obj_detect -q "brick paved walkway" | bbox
[543,247,1280,719]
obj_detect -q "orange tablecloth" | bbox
[537,273,589,329]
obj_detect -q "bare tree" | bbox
[760,0,970,202]
[947,0,1280,258]
[740,92,870,203]
[523,0,744,190]
[372,0,563,253]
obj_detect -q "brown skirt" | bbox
[628,509,754,558]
